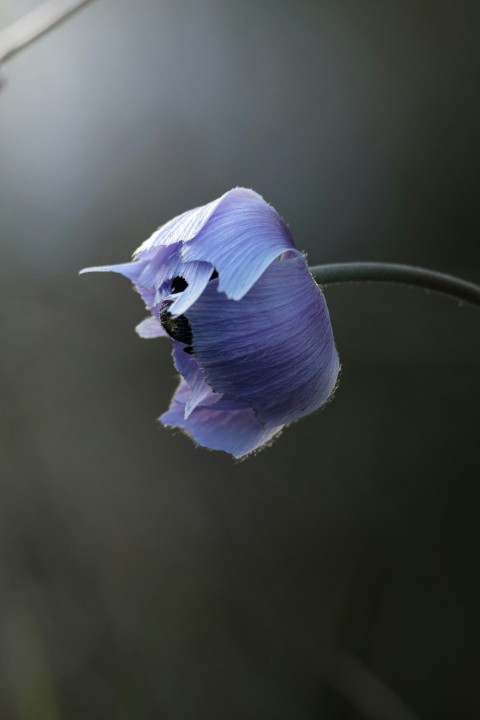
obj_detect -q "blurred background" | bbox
[0,1,479,718]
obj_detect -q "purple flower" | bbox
[81,188,340,458]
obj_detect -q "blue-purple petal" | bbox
[79,261,147,282]
[171,342,222,417]
[167,261,214,317]
[135,316,167,339]
[160,380,283,458]
[134,188,260,257]
[137,244,180,289]
[180,189,298,300]
[79,260,158,308]
[186,255,340,428]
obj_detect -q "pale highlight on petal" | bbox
[134,188,264,255]
[180,190,298,300]
[135,317,167,339]
[79,261,146,282]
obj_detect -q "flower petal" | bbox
[186,255,340,429]
[167,261,214,317]
[79,261,147,282]
[135,246,214,315]
[137,244,180,288]
[160,380,283,458]
[80,247,214,316]
[180,188,299,300]
[134,188,259,256]
[135,316,167,339]
[79,260,158,308]
[171,342,222,418]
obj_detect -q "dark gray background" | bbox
[0,1,479,718]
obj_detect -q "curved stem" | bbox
[309,262,480,309]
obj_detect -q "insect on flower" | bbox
[80,188,340,458]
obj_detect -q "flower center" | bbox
[159,300,193,345]
[158,271,217,347]
[171,276,188,294]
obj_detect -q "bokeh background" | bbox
[1,1,479,718]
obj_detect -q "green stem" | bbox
[309,262,480,309]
